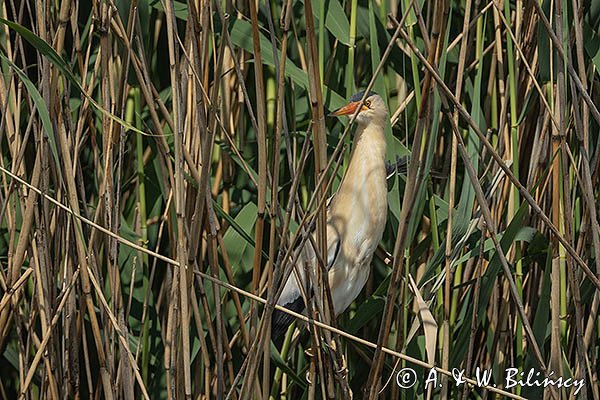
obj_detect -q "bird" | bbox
[272,91,389,340]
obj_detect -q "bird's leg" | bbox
[329,339,349,375]
[304,347,315,384]
[324,339,352,398]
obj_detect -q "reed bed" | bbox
[0,0,599,398]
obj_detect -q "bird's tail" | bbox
[271,296,305,343]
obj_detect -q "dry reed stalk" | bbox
[0,162,550,400]
[2,1,600,398]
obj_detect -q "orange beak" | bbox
[329,101,367,117]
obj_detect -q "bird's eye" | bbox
[364,100,372,108]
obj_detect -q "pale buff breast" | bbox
[326,128,387,315]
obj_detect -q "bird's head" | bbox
[329,91,387,126]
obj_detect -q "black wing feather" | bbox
[271,296,306,341]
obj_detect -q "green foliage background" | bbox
[0,0,599,398]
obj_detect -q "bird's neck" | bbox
[329,118,388,247]
[334,120,387,199]
[349,121,387,163]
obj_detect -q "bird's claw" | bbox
[305,370,312,384]
[304,347,314,358]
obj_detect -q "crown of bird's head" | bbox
[330,91,387,125]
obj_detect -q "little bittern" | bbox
[272,91,389,339]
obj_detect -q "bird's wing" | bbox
[271,238,312,341]
[271,220,341,340]
[325,219,341,269]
